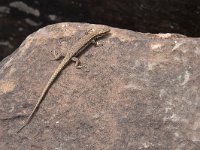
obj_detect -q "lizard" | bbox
[17,27,110,133]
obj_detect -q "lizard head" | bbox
[87,27,110,35]
[97,28,111,35]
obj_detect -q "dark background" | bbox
[1,0,200,61]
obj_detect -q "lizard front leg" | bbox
[92,39,103,47]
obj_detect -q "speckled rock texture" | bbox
[0,23,200,149]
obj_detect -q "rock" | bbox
[0,23,200,149]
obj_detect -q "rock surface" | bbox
[0,23,200,149]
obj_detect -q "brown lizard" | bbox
[17,27,110,133]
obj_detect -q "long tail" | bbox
[16,84,50,133]
[17,55,71,133]
[16,71,60,133]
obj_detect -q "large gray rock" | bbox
[0,23,200,149]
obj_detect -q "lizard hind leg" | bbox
[50,49,63,61]
[71,57,89,72]
[71,57,83,69]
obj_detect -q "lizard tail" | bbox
[16,58,68,133]
[16,76,56,133]
[16,92,46,133]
